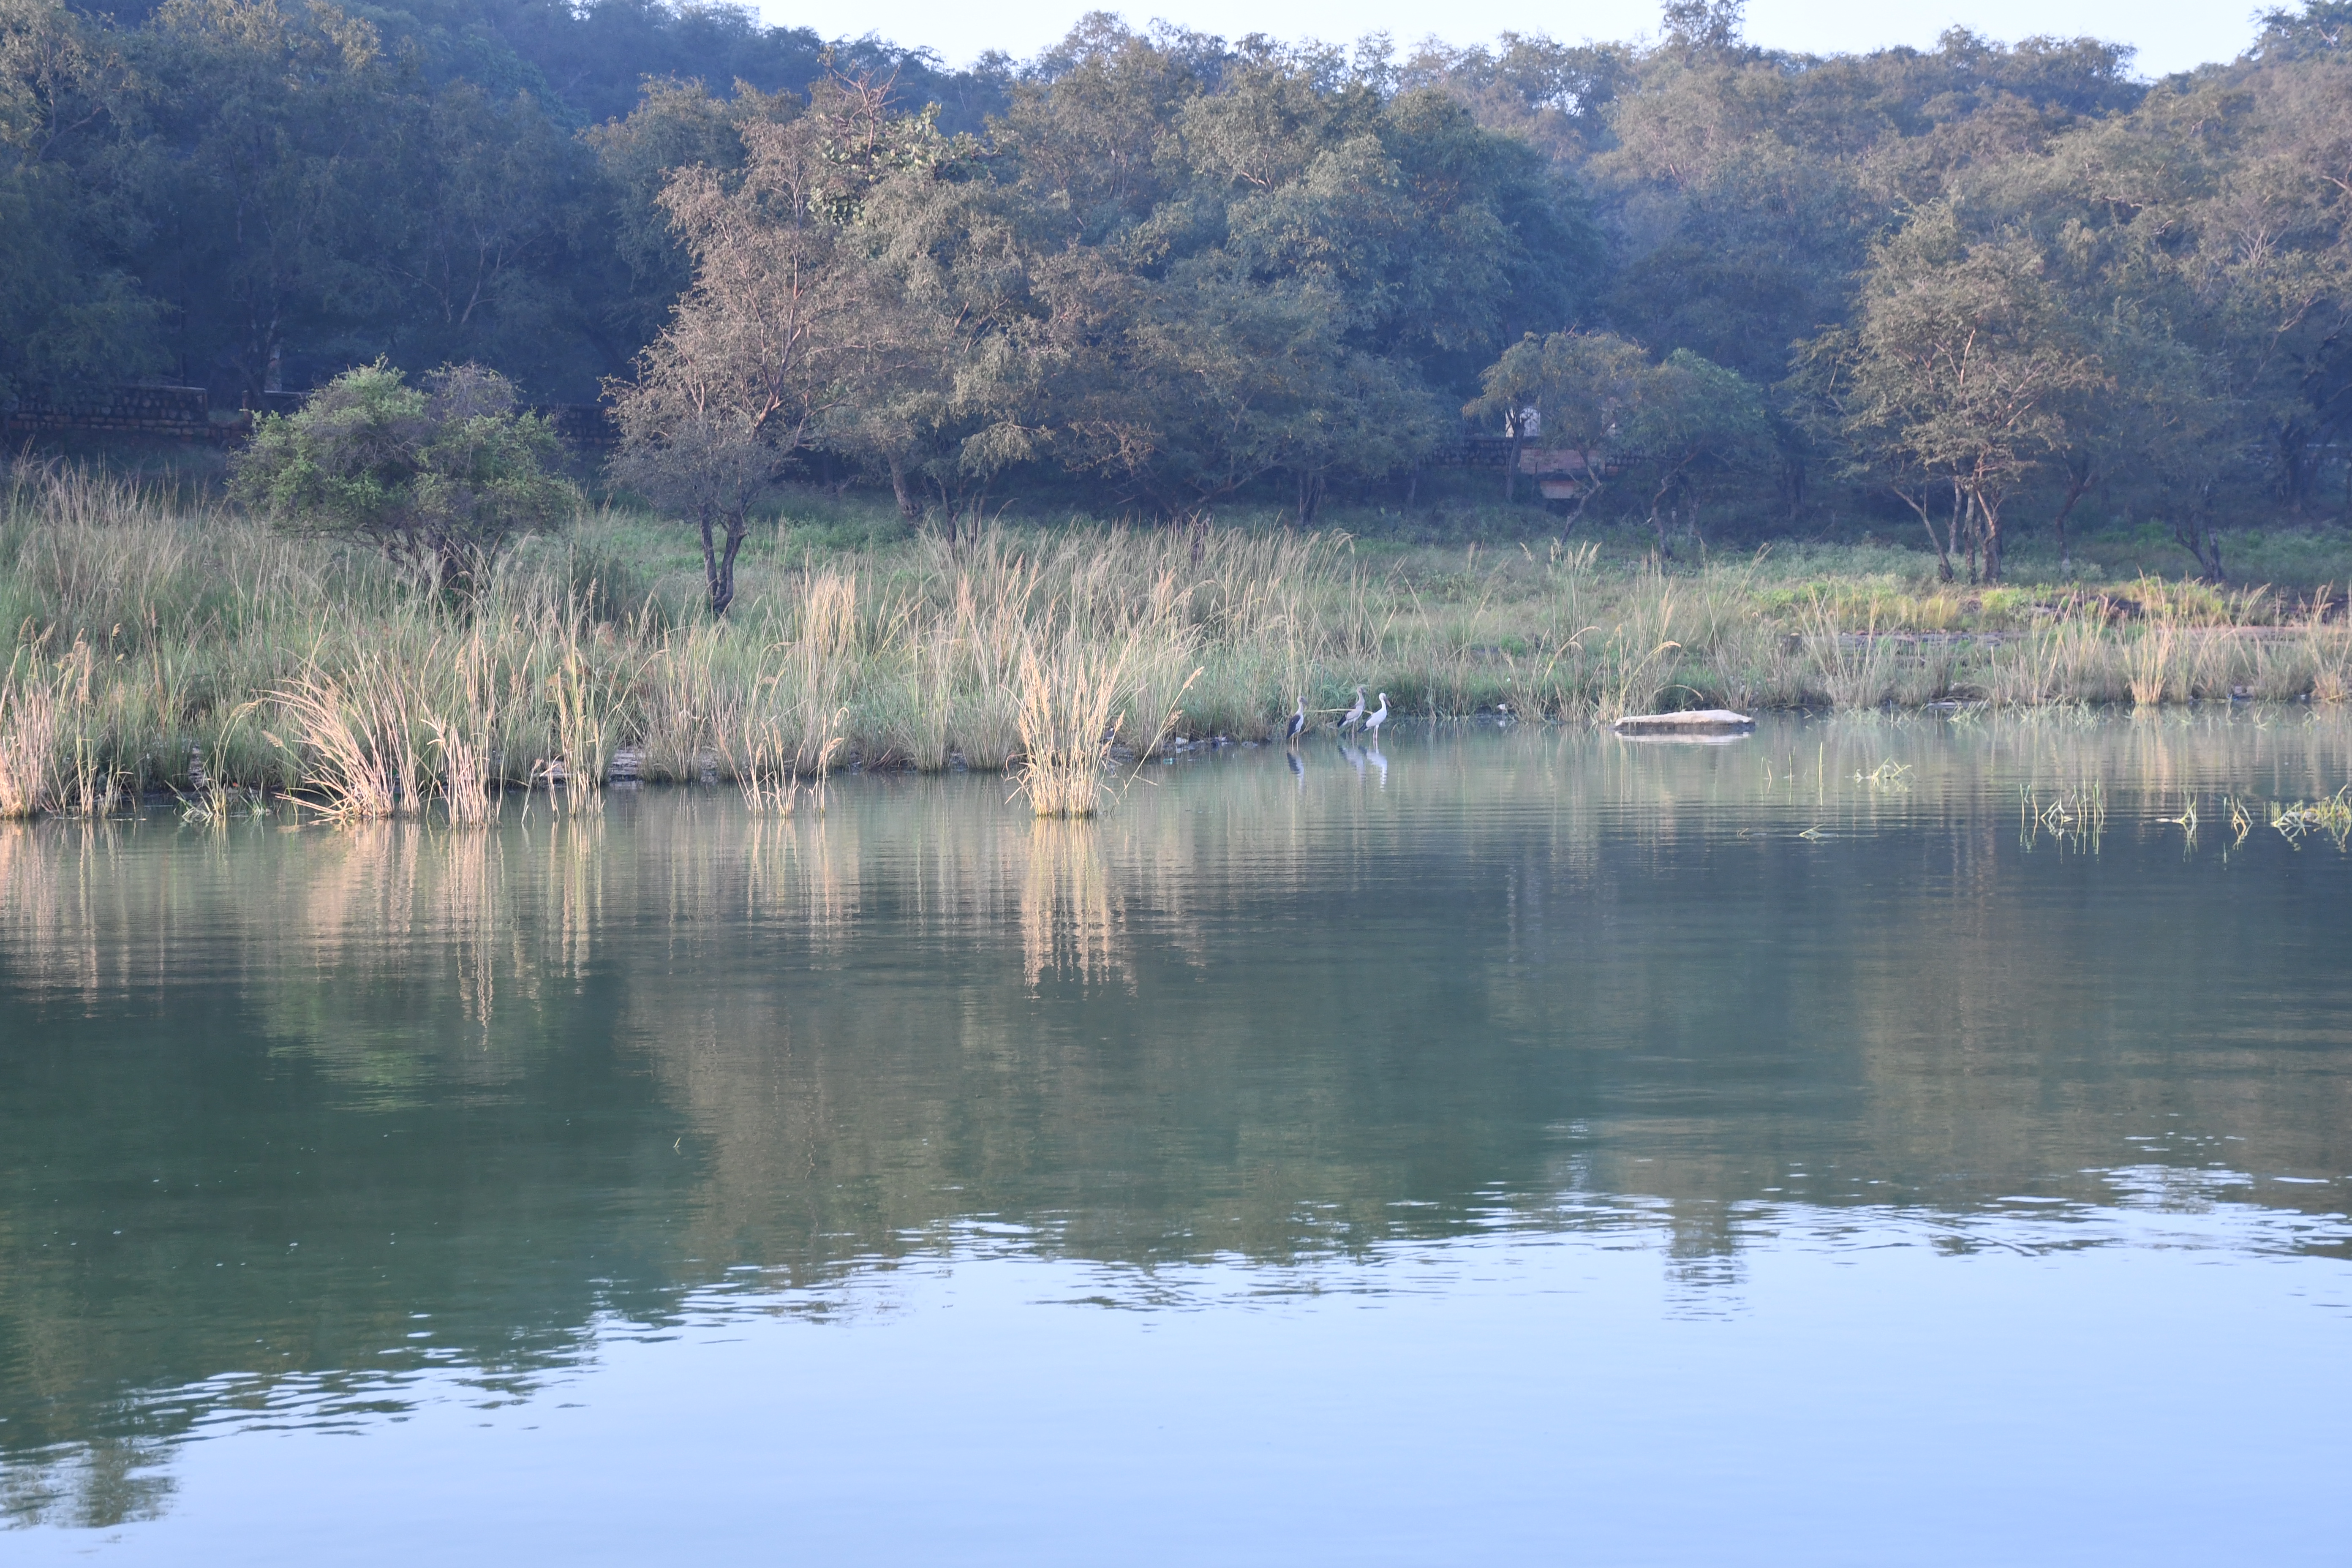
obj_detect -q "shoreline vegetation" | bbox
[2,463,2349,821]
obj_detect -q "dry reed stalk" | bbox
[1010,604,1199,818]
[2124,620,2178,707]
[2020,775,2109,851]
[732,719,842,814]
[176,766,235,825]
[427,630,501,824]
[0,652,60,818]
[1586,576,1682,721]
[638,621,725,783]
[429,723,496,823]
[948,557,1041,767]
[733,716,793,812]
[65,738,126,819]
[2312,629,2352,705]
[542,640,612,814]
[1991,616,2109,707]
[44,640,125,817]
[1798,592,1896,709]
[2283,589,2350,704]
[0,640,125,819]
[902,623,958,770]
[788,570,860,768]
[272,667,408,820]
[2270,787,2352,849]
[1011,634,1125,818]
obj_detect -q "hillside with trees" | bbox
[7,0,2352,574]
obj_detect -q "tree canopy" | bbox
[11,0,2352,577]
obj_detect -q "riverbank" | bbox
[2,464,2348,816]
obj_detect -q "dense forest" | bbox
[6,0,2352,576]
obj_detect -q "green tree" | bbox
[1625,348,1771,553]
[581,77,797,374]
[606,76,914,612]
[1837,205,2106,581]
[381,81,609,388]
[233,361,572,583]
[0,0,163,397]
[130,0,408,400]
[605,406,772,616]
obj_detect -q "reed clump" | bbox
[1010,571,1199,819]
[1798,592,1897,710]
[0,650,62,818]
[8,461,2352,820]
[2304,591,2351,705]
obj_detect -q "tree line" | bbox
[9,0,2352,585]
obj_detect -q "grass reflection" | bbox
[1019,822,1126,992]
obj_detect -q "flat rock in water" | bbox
[1611,708,1756,735]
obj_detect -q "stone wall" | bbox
[1,384,226,441]
[2,384,617,450]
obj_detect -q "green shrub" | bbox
[232,362,575,585]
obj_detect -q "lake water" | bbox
[2,715,2349,1564]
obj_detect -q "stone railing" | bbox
[3,384,618,450]
[1,384,226,441]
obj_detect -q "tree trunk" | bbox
[888,455,919,522]
[2279,422,2317,514]
[1895,483,1955,582]
[1504,414,1523,504]
[1962,489,1982,585]
[1942,481,1963,583]
[2051,461,2095,576]
[712,514,748,617]
[932,478,958,553]
[1780,450,1805,520]
[2174,493,2227,582]
[1295,470,1323,526]
[699,512,724,618]
[1649,471,1680,560]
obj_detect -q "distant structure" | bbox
[1514,447,1628,504]
[0,382,617,449]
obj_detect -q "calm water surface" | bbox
[3,716,2350,1564]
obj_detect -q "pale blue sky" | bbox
[789,0,2260,80]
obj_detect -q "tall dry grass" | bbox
[2309,592,2352,705]
[0,649,60,818]
[1798,593,1896,710]
[8,460,2352,820]
[1009,563,1200,818]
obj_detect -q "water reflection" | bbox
[2,712,2349,1532]
[1019,824,1126,991]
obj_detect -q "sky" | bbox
[791,0,2264,79]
